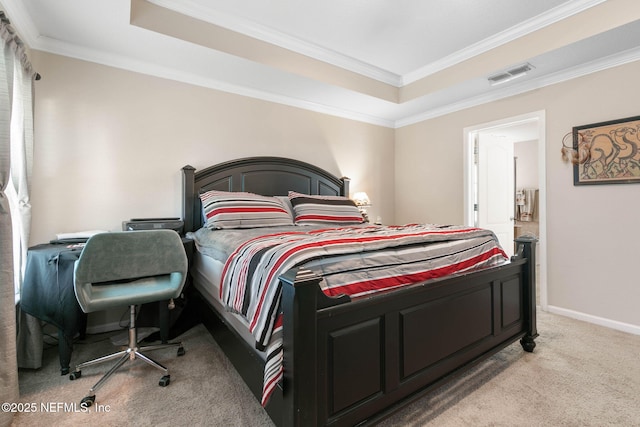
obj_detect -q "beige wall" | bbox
[29,50,640,331]
[396,60,640,329]
[29,51,395,246]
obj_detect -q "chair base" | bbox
[70,305,185,407]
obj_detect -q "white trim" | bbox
[150,0,604,88]
[30,36,396,128]
[402,0,606,84]
[147,0,403,87]
[27,33,640,129]
[536,113,548,311]
[463,110,547,316]
[397,46,640,128]
[0,0,40,46]
[547,305,640,336]
[9,0,638,129]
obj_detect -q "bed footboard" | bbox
[182,159,537,426]
[278,236,537,427]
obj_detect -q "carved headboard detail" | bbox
[181,157,349,233]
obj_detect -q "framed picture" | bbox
[573,115,640,185]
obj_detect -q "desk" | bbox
[20,243,86,375]
[19,237,194,375]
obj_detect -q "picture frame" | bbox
[573,115,640,185]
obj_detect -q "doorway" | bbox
[463,111,547,309]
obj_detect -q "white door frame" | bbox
[463,110,547,309]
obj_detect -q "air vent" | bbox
[488,63,534,86]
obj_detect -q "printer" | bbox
[122,218,184,234]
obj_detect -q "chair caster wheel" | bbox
[80,395,95,408]
[177,347,185,356]
[69,371,82,380]
[159,375,170,387]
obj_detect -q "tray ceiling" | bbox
[2,0,640,127]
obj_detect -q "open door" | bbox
[477,134,515,257]
[464,110,546,310]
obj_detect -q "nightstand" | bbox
[132,236,194,342]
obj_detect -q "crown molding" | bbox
[149,0,605,88]
[31,35,397,128]
[396,45,640,128]
[402,0,606,85]
[0,0,40,46]
[147,0,403,87]
[5,0,636,130]
[24,32,640,130]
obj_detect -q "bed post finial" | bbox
[514,236,538,352]
[341,176,350,197]
[182,165,196,234]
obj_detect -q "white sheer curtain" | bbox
[7,38,34,304]
[0,11,36,427]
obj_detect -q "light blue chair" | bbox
[69,230,188,407]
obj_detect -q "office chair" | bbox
[69,230,188,407]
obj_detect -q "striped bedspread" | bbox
[217,223,508,405]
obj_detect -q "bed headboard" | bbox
[182,156,350,233]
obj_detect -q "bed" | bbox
[181,156,537,427]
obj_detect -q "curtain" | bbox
[0,12,36,427]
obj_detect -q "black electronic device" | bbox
[122,218,184,234]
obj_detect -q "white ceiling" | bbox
[169,0,570,77]
[2,0,640,128]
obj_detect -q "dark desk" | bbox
[20,243,86,375]
[20,238,194,375]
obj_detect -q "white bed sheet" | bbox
[191,251,267,361]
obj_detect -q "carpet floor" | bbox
[11,309,640,426]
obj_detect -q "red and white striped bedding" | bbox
[212,223,508,405]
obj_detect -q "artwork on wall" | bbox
[572,115,640,185]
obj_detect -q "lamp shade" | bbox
[352,192,371,207]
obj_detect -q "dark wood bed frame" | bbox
[181,156,537,427]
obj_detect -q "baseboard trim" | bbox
[546,305,640,336]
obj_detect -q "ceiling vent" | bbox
[488,63,535,86]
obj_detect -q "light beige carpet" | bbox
[11,309,640,426]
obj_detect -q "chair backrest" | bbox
[74,230,188,313]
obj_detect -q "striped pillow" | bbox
[288,191,364,226]
[200,190,294,229]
